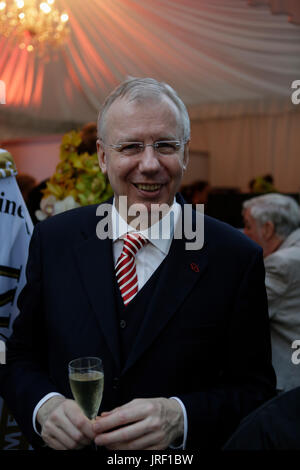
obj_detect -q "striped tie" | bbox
[115,233,147,306]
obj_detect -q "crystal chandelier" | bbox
[0,0,70,56]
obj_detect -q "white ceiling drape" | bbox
[0,0,300,138]
[248,0,300,25]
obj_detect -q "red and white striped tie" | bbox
[115,233,147,306]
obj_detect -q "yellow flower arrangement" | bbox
[36,130,113,221]
[252,177,277,194]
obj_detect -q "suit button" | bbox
[120,320,126,329]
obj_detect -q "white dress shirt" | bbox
[33,199,188,448]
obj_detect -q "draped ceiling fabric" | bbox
[249,0,300,25]
[0,0,300,191]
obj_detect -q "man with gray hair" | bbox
[243,193,300,392]
[0,77,275,451]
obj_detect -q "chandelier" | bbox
[0,0,70,56]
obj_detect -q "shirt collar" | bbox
[112,198,181,256]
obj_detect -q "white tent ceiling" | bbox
[0,0,300,138]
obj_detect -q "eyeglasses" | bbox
[104,140,185,157]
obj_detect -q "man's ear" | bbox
[261,220,275,241]
[182,142,189,171]
[97,139,107,174]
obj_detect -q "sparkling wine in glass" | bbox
[68,357,104,420]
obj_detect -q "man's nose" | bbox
[138,145,161,173]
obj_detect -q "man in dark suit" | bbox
[223,387,300,450]
[0,77,276,451]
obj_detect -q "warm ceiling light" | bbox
[61,13,68,23]
[0,0,70,58]
[40,2,51,14]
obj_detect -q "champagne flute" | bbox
[68,357,104,421]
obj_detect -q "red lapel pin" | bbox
[190,262,199,272]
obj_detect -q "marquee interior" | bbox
[0,0,300,191]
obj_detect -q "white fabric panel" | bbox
[0,0,299,131]
[190,108,300,192]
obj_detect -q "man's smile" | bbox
[133,183,164,192]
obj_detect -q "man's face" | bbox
[97,95,189,218]
[243,208,264,246]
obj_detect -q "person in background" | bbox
[223,385,300,450]
[77,122,98,155]
[16,174,36,204]
[27,179,48,225]
[180,180,210,206]
[191,181,210,205]
[248,174,276,194]
[180,183,194,204]
[243,193,300,393]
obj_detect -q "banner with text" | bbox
[0,149,33,450]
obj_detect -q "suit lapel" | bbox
[71,199,208,376]
[73,230,121,372]
[122,212,208,375]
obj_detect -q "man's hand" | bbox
[93,398,184,450]
[37,396,95,450]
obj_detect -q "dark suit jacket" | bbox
[223,387,300,450]
[0,195,276,449]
